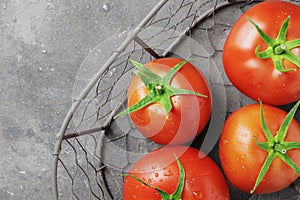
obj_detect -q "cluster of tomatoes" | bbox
[115,1,300,199]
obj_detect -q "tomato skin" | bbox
[222,0,300,105]
[122,146,230,200]
[219,104,300,194]
[128,58,212,145]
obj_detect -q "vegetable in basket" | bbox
[223,0,300,105]
[219,101,300,194]
[122,146,230,199]
[115,58,212,145]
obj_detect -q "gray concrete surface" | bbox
[0,0,158,199]
[1,0,300,200]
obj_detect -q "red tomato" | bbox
[127,58,212,145]
[219,103,300,194]
[223,0,300,105]
[123,146,230,200]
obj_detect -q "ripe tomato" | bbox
[122,146,230,200]
[124,58,212,145]
[219,102,300,194]
[223,1,300,105]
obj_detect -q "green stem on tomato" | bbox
[121,155,185,200]
[114,59,207,119]
[251,100,300,194]
[247,16,300,72]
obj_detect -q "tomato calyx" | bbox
[247,16,300,72]
[251,100,300,194]
[121,155,185,200]
[114,59,207,119]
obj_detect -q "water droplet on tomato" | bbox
[239,155,247,163]
[281,83,287,88]
[223,139,229,144]
[163,170,173,177]
[193,191,203,199]
[257,83,262,89]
